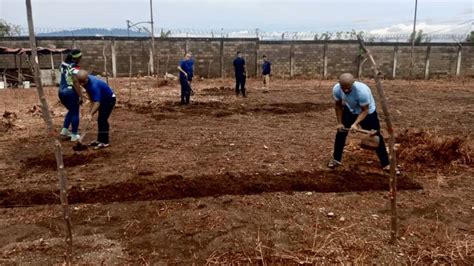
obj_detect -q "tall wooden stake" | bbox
[25,0,73,263]
[129,55,133,102]
[357,35,398,243]
[103,46,109,85]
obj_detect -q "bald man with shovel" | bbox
[328,73,399,174]
[76,70,116,150]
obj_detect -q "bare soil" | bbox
[0,77,472,264]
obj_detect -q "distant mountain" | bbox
[37,28,150,37]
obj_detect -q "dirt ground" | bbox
[0,77,472,264]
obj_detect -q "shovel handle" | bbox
[340,127,377,135]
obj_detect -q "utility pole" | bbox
[150,0,155,75]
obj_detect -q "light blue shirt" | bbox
[333,81,376,114]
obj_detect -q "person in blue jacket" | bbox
[233,51,247,97]
[58,49,83,141]
[261,55,271,92]
[77,70,116,149]
[177,53,193,104]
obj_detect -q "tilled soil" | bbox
[0,78,472,264]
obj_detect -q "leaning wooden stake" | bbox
[357,35,399,243]
[25,0,73,263]
[128,55,132,102]
[103,46,109,85]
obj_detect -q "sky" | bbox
[0,0,472,34]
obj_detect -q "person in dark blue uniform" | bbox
[77,70,116,149]
[177,53,193,104]
[233,51,247,97]
[58,49,83,141]
[186,52,195,95]
[261,55,271,92]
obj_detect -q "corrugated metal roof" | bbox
[0,46,70,55]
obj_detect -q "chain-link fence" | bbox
[6,27,472,43]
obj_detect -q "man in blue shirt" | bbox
[261,55,271,92]
[233,51,247,97]
[77,70,116,149]
[177,53,193,104]
[58,49,83,141]
[328,73,392,172]
[186,52,195,96]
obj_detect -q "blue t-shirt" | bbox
[179,59,192,80]
[85,75,115,103]
[233,57,246,76]
[262,61,271,75]
[187,58,194,79]
[333,81,376,114]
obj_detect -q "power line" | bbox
[424,19,474,34]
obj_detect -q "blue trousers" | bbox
[235,74,246,96]
[180,78,191,104]
[58,88,80,135]
[333,108,390,167]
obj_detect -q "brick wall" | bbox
[1,37,473,79]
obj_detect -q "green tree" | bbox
[466,31,474,42]
[408,30,425,44]
[0,19,21,37]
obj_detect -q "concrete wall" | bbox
[1,37,473,79]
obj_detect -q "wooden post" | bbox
[255,41,259,78]
[50,52,56,85]
[219,39,224,78]
[323,43,328,78]
[424,45,431,80]
[128,55,132,102]
[208,60,212,79]
[25,0,73,264]
[357,45,368,79]
[290,44,295,78]
[392,46,398,79]
[455,44,462,76]
[357,35,398,243]
[111,39,117,78]
[102,45,109,85]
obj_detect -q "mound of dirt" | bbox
[0,111,19,132]
[397,130,472,166]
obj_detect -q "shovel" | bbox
[73,119,92,152]
[339,127,380,150]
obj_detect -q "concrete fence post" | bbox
[290,43,295,78]
[392,46,398,79]
[456,44,462,76]
[111,39,117,78]
[323,43,328,78]
[255,41,259,78]
[424,45,431,80]
[219,39,224,78]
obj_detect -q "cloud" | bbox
[368,22,473,35]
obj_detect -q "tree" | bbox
[0,19,21,37]
[466,31,474,43]
[408,30,425,44]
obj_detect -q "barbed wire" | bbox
[6,27,472,42]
